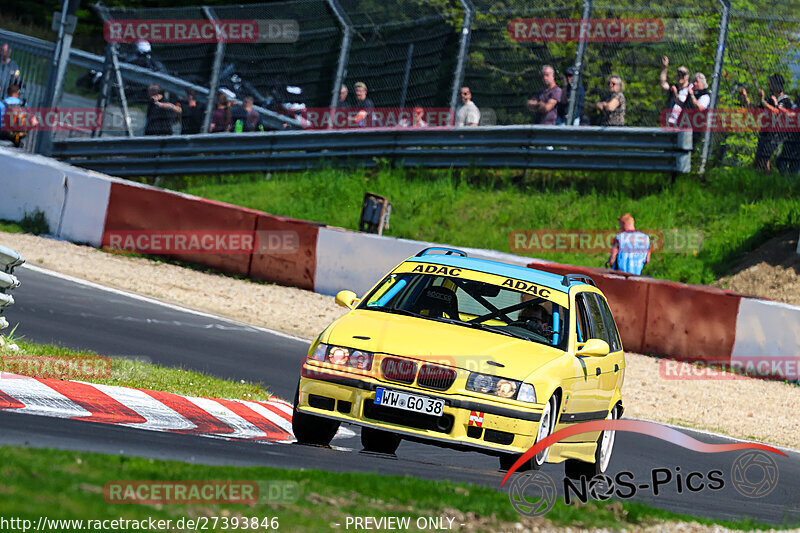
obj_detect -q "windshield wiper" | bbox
[430,316,526,340]
[371,307,423,318]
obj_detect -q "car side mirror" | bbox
[576,338,610,357]
[335,290,359,310]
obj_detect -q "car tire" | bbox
[564,405,618,481]
[291,386,340,446]
[499,394,557,471]
[361,427,401,454]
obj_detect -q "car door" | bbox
[579,292,621,416]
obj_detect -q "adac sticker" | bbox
[468,411,484,427]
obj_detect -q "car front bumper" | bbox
[296,364,546,456]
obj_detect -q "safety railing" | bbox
[52,125,692,176]
[0,244,25,339]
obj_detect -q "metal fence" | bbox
[51,126,693,175]
[2,0,800,171]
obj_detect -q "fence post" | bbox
[36,0,80,155]
[110,44,134,137]
[566,0,592,126]
[449,0,474,116]
[399,43,415,109]
[202,6,226,134]
[92,45,114,138]
[699,0,731,174]
[326,0,354,114]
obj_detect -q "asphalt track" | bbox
[3,265,800,526]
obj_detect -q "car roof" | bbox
[404,254,591,293]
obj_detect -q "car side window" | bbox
[575,294,591,343]
[578,293,609,344]
[592,294,622,352]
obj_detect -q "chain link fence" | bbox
[2,0,800,170]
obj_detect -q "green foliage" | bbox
[20,209,50,236]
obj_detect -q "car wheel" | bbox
[361,426,401,454]
[499,394,557,471]
[291,385,340,446]
[564,405,618,481]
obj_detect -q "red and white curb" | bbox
[0,372,296,443]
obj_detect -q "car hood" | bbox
[324,309,564,378]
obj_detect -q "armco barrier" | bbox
[249,214,322,291]
[528,261,742,362]
[0,244,25,334]
[103,182,260,277]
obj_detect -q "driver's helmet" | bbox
[135,40,152,55]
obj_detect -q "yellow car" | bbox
[293,247,625,477]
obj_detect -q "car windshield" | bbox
[359,271,568,349]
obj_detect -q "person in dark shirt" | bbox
[209,91,232,133]
[0,43,21,97]
[178,89,203,135]
[740,74,794,172]
[556,66,585,125]
[232,96,265,132]
[144,84,180,136]
[527,65,562,125]
[350,81,374,127]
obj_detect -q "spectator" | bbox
[401,105,427,128]
[607,213,651,275]
[209,91,232,133]
[350,81,374,127]
[144,84,180,136]
[556,66,585,125]
[233,96,265,132]
[178,89,203,135]
[596,75,626,126]
[527,65,561,125]
[339,85,350,106]
[0,84,37,148]
[740,74,794,172]
[659,56,691,127]
[456,86,480,127]
[685,73,711,111]
[0,44,20,97]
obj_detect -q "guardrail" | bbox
[52,126,693,176]
[0,244,25,338]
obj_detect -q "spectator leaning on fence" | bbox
[659,56,690,127]
[607,213,651,276]
[527,65,561,125]
[209,91,232,133]
[0,84,37,148]
[178,89,203,135]
[350,82,374,127]
[596,75,626,126]
[456,86,480,127]
[740,74,794,172]
[0,44,20,97]
[685,73,711,112]
[556,66,584,126]
[144,84,180,136]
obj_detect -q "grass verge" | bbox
[170,166,800,285]
[0,445,792,532]
[0,338,273,402]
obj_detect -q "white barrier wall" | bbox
[0,148,66,232]
[732,298,800,369]
[314,226,549,297]
[0,148,112,247]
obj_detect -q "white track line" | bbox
[20,263,310,344]
[90,383,195,432]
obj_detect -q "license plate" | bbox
[374,387,444,416]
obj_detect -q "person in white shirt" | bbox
[456,86,480,127]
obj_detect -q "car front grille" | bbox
[417,364,457,391]
[381,357,417,384]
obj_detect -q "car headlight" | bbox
[308,343,373,371]
[466,372,521,399]
[517,383,537,403]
